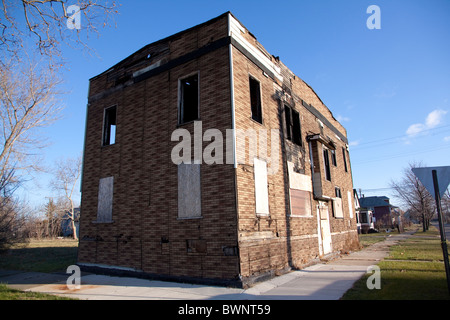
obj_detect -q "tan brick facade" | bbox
[78,12,359,288]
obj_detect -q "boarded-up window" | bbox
[254,158,269,215]
[319,202,329,220]
[347,190,354,218]
[178,163,201,219]
[333,197,344,218]
[287,161,312,217]
[97,176,114,223]
[290,189,312,216]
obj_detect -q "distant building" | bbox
[359,196,396,229]
[78,12,359,288]
[354,190,374,233]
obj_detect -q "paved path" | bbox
[0,231,415,300]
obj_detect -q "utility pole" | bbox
[432,170,450,295]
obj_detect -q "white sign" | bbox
[411,166,450,199]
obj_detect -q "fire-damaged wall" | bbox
[229,14,358,285]
[78,12,359,288]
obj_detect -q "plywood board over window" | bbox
[290,189,312,217]
[288,161,313,217]
[96,176,114,223]
[347,190,354,219]
[254,158,269,215]
[333,197,344,218]
[178,163,202,219]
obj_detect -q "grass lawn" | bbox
[358,231,391,247]
[342,226,450,300]
[0,283,74,300]
[0,239,79,300]
[0,239,78,273]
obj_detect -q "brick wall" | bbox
[230,20,359,283]
[79,13,242,285]
[79,12,359,288]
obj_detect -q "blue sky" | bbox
[19,0,450,209]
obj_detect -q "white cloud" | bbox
[349,140,360,147]
[336,115,350,123]
[406,109,447,137]
[425,109,447,128]
[406,123,426,136]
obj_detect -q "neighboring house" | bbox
[354,190,374,233]
[61,208,80,238]
[359,196,396,229]
[78,12,359,288]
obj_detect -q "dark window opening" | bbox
[179,74,199,124]
[331,149,337,166]
[285,105,291,140]
[323,147,331,181]
[285,105,302,146]
[335,186,342,198]
[342,147,348,172]
[249,77,262,123]
[103,106,116,146]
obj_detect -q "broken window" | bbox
[254,158,269,215]
[178,163,201,219]
[331,149,337,166]
[335,186,342,198]
[342,147,348,172]
[179,73,199,124]
[103,106,117,146]
[96,176,114,223]
[249,76,262,123]
[284,105,302,146]
[323,147,331,181]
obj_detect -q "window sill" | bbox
[256,213,270,217]
[101,143,118,148]
[92,220,115,224]
[289,215,314,218]
[249,117,264,126]
[177,216,203,220]
[177,119,201,127]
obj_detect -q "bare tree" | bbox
[0,59,63,180]
[1,0,119,64]
[0,168,26,250]
[441,190,450,224]
[0,1,118,244]
[390,162,435,232]
[50,155,81,239]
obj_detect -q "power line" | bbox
[352,144,450,165]
[350,124,450,151]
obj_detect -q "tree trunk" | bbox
[70,200,78,240]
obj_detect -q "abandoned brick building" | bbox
[77,12,359,287]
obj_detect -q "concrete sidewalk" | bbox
[0,232,414,300]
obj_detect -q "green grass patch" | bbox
[0,239,78,273]
[0,283,75,300]
[342,226,450,300]
[342,260,448,300]
[358,230,393,247]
